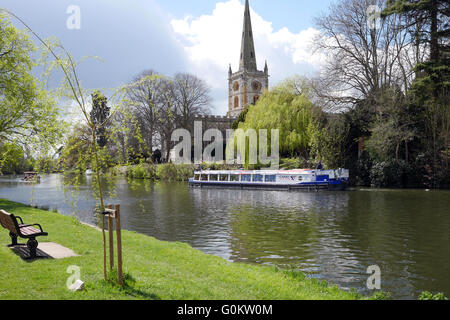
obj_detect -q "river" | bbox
[0,174,449,299]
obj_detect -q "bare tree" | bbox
[156,78,177,161]
[313,0,426,111]
[126,70,162,154]
[124,71,211,161]
[172,73,211,131]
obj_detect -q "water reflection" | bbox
[0,174,449,299]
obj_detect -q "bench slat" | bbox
[20,226,41,236]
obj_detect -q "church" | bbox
[227,0,269,118]
[168,0,269,162]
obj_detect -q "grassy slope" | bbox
[0,199,363,300]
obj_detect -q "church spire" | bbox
[239,0,257,72]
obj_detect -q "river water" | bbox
[0,174,449,299]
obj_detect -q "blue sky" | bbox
[158,0,334,32]
[1,0,335,115]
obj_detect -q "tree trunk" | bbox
[396,142,400,162]
[430,1,439,63]
[405,139,409,163]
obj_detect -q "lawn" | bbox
[0,198,365,300]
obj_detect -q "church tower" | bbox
[227,0,269,118]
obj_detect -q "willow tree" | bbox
[229,79,318,165]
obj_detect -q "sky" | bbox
[1,0,336,115]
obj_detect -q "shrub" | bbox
[156,163,178,181]
[369,159,412,188]
[175,164,196,181]
[352,152,373,186]
[128,163,156,180]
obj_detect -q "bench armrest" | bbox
[15,216,24,224]
[20,223,44,232]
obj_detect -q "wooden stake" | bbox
[107,204,114,270]
[115,204,123,286]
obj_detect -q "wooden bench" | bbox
[0,209,48,258]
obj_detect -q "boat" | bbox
[189,169,349,191]
[23,172,41,183]
[85,169,93,176]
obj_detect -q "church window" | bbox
[252,81,261,91]
[253,95,260,104]
[233,82,239,91]
[234,96,239,109]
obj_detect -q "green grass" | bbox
[0,198,365,300]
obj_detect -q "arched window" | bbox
[252,81,261,91]
[234,96,239,109]
[233,82,239,92]
[253,95,260,104]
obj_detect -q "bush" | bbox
[369,159,412,188]
[175,164,196,181]
[353,152,373,186]
[128,163,156,180]
[156,163,178,181]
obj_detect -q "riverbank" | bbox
[0,198,371,300]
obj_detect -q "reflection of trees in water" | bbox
[192,189,352,268]
[192,188,350,212]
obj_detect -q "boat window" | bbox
[230,175,239,182]
[265,175,276,182]
[220,174,229,181]
[252,174,263,182]
[241,174,251,182]
[209,174,218,181]
[201,175,208,181]
[194,174,200,181]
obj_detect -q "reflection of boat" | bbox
[23,172,41,183]
[189,169,349,191]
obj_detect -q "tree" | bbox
[60,123,92,172]
[236,81,318,159]
[310,114,351,168]
[126,70,162,154]
[0,13,62,148]
[383,0,450,187]
[90,90,110,148]
[314,0,420,111]
[172,73,211,131]
[157,78,177,161]
[0,142,26,174]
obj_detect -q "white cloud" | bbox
[171,0,325,115]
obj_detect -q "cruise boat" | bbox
[189,169,349,191]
